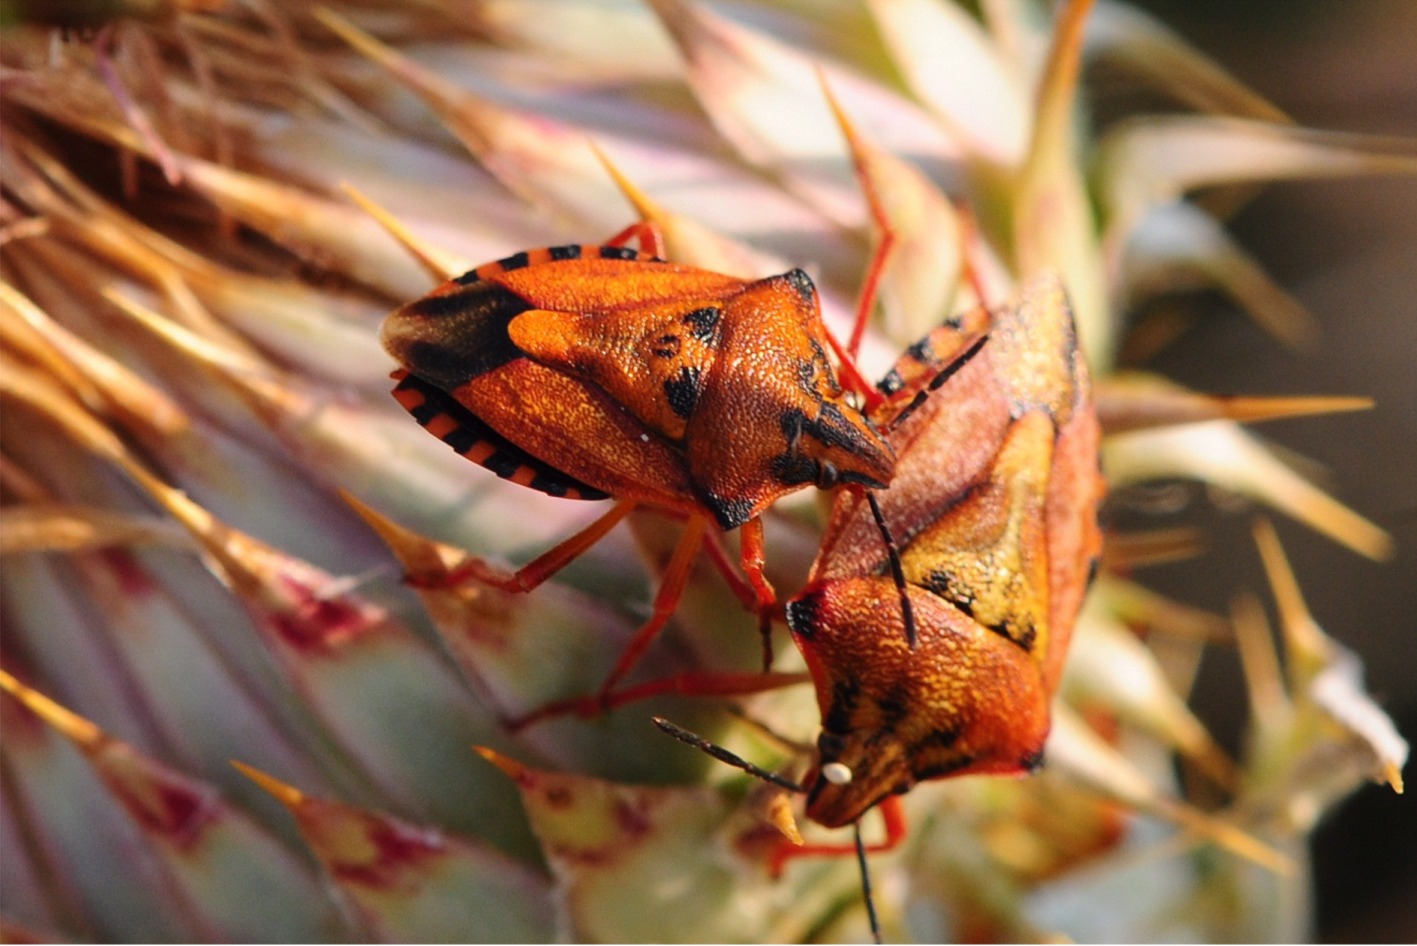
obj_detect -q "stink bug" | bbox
[381,223,911,715]
[655,273,1103,935]
[783,272,1102,833]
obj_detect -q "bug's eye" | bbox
[815,460,839,490]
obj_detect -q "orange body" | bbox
[785,274,1104,829]
[382,243,893,531]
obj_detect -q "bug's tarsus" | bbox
[757,612,775,673]
[866,490,918,648]
[885,333,990,433]
[651,716,805,793]
[855,821,883,945]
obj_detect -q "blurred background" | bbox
[1113,1,1416,940]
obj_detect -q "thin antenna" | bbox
[885,334,989,432]
[867,491,918,648]
[855,822,883,944]
[651,717,805,793]
[656,717,887,940]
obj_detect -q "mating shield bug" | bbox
[656,273,1103,931]
[381,224,900,714]
[785,272,1102,833]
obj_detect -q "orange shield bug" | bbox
[655,273,1103,935]
[381,223,914,719]
[787,272,1102,832]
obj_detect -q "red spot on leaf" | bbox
[100,550,156,596]
[267,575,379,654]
[327,812,447,890]
[100,748,221,850]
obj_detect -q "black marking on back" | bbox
[771,410,815,486]
[781,268,817,306]
[904,335,935,365]
[405,290,486,319]
[1018,748,1046,773]
[405,390,442,427]
[599,245,639,261]
[823,677,861,738]
[913,758,974,782]
[442,425,478,455]
[663,365,702,421]
[784,591,822,640]
[815,402,871,450]
[548,245,583,261]
[877,369,905,396]
[483,450,522,479]
[772,406,885,488]
[770,452,818,488]
[875,686,911,730]
[392,372,608,501]
[924,569,973,615]
[397,282,530,391]
[496,250,530,271]
[530,472,571,498]
[928,335,988,392]
[683,306,722,345]
[804,336,841,397]
[454,269,482,286]
[779,404,875,455]
[885,334,989,431]
[650,333,682,359]
[915,727,961,753]
[703,494,755,531]
[989,618,1037,652]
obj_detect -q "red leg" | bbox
[822,328,886,413]
[737,518,776,612]
[507,669,811,730]
[603,220,667,259]
[770,795,907,876]
[738,518,781,671]
[409,500,636,592]
[702,530,765,611]
[592,514,710,701]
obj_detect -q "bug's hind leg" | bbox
[407,500,637,592]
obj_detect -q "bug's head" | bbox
[772,401,895,497]
[748,270,897,492]
[786,577,1052,829]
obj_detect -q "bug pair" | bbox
[383,221,1102,939]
